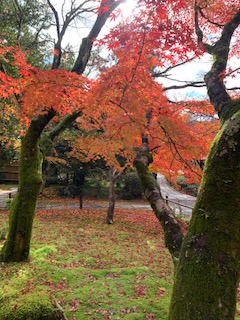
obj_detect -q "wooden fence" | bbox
[0,161,19,182]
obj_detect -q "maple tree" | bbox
[0,0,122,263]
[69,0,217,222]
[107,1,239,319]
[70,0,240,319]
[0,0,239,318]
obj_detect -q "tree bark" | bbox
[134,136,183,263]
[105,166,122,224]
[0,111,55,262]
[72,0,121,74]
[169,109,240,319]
[168,7,240,319]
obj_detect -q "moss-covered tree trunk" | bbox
[168,8,240,319]
[0,112,55,262]
[169,112,240,319]
[134,136,183,263]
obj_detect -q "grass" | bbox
[0,207,173,320]
[0,207,240,319]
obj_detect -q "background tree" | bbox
[68,129,132,223]
[0,0,53,167]
[0,0,52,67]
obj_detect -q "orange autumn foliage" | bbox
[2,0,239,182]
[71,61,219,182]
[0,44,91,129]
[70,0,225,182]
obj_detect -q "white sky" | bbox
[48,0,239,101]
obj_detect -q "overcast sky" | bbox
[48,0,239,101]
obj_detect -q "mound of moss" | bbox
[0,280,66,320]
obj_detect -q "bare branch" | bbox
[204,10,240,122]
[47,0,61,69]
[227,87,240,91]
[152,56,197,78]
[164,81,206,91]
[194,2,212,53]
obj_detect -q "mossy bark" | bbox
[168,113,240,319]
[0,112,55,262]
[134,148,183,263]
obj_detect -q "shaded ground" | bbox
[0,191,239,319]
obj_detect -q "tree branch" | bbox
[164,81,205,91]
[198,6,224,28]
[194,2,213,53]
[48,111,81,141]
[152,56,197,78]
[204,10,240,122]
[72,0,121,74]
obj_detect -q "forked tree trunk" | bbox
[0,0,121,262]
[169,110,240,319]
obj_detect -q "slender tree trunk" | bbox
[134,136,183,263]
[105,166,122,224]
[169,110,240,319]
[106,177,115,224]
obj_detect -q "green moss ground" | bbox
[0,207,239,319]
[0,207,173,319]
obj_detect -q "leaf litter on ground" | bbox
[0,207,239,319]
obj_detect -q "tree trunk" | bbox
[167,9,240,319]
[0,114,54,262]
[105,166,121,224]
[168,111,240,319]
[134,137,183,263]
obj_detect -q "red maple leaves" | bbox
[0,45,91,128]
[2,0,236,182]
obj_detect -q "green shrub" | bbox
[122,172,142,200]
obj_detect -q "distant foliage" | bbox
[122,172,142,200]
